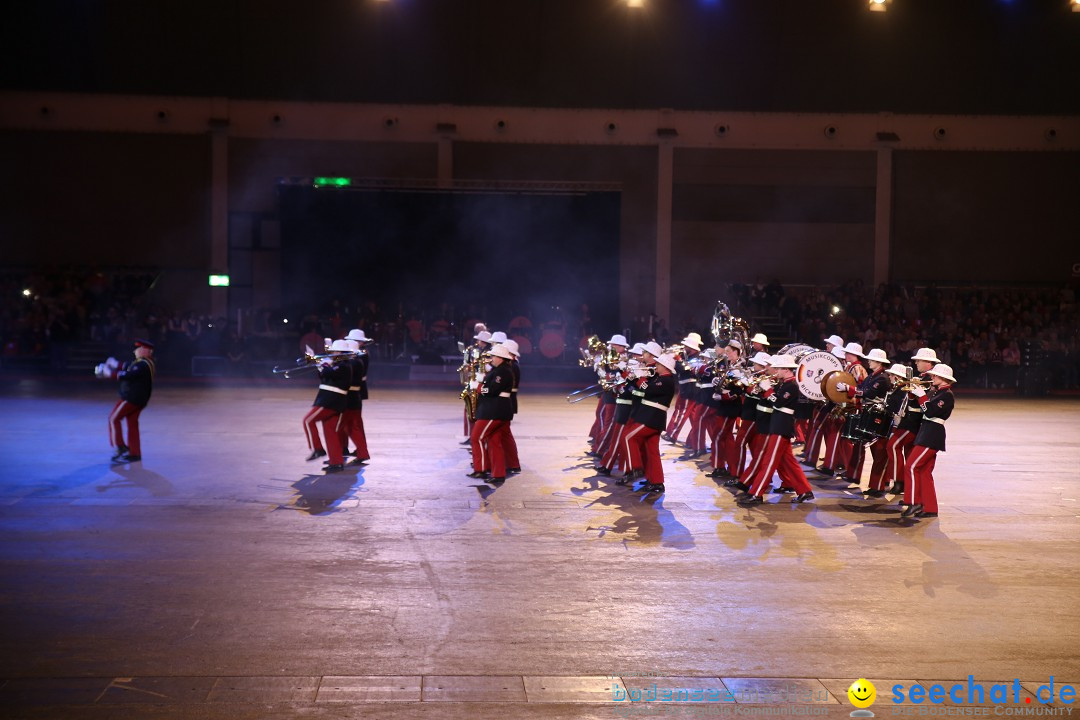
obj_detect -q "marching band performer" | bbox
[589,334,628,457]
[502,339,523,475]
[597,343,646,477]
[819,342,867,478]
[461,330,493,441]
[107,339,156,463]
[622,350,678,494]
[737,354,815,505]
[707,340,743,479]
[866,362,915,498]
[833,348,892,490]
[663,333,702,443]
[801,335,844,468]
[730,351,772,486]
[901,363,957,519]
[301,339,353,472]
[466,343,516,484]
[338,330,371,464]
[750,333,770,355]
[882,348,939,496]
[684,345,718,459]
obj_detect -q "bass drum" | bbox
[821,370,857,405]
[538,329,566,359]
[797,351,844,401]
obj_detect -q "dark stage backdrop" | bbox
[278,186,621,335]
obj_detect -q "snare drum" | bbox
[854,405,891,441]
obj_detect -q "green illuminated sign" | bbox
[313,176,352,188]
[209,275,230,287]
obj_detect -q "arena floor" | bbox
[1,380,1078,719]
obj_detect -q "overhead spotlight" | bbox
[22,289,31,297]
[1073,0,1080,12]
[627,0,645,7]
[868,0,889,12]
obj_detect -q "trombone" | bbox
[272,352,352,378]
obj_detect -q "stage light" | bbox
[283,318,289,324]
[21,288,31,297]
[868,0,888,12]
[208,275,230,287]
[1073,0,1080,13]
[627,0,644,8]
[831,305,842,316]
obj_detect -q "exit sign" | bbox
[209,275,230,287]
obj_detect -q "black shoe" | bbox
[507,467,522,474]
[737,494,764,506]
[114,453,141,463]
[918,511,938,518]
[887,483,904,495]
[863,489,886,498]
[901,503,923,518]
[466,471,491,480]
[110,446,128,461]
[595,467,611,476]
[584,450,598,458]
[661,433,674,443]
[324,464,345,473]
[615,475,635,486]
[459,438,471,445]
[342,449,355,457]
[733,481,750,492]
[347,458,367,466]
[772,486,795,494]
[306,449,327,461]
[815,467,834,476]
[723,478,739,487]
[488,476,505,485]
[641,483,665,493]
[795,491,815,503]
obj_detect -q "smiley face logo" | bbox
[848,679,877,708]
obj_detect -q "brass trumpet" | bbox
[897,377,935,393]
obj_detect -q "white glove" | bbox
[484,363,492,372]
[758,378,773,392]
[468,380,480,390]
[480,386,489,395]
[712,393,722,401]
[616,361,627,370]
[911,386,926,398]
[835,381,849,393]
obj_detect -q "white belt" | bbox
[756,405,774,414]
[774,407,794,415]
[696,383,711,389]
[348,386,360,391]
[616,399,633,405]
[679,379,695,384]
[908,407,922,413]
[924,416,946,425]
[498,392,511,398]
[319,384,347,395]
[641,399,668,411]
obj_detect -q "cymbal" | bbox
[821,370,856,404]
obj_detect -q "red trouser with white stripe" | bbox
[588,396,604,441]
[740,431,769,483]
[667,396,694,442]
[337,408,370,460]
[600,420,628,472]
[686,402,713,452]
[863,440,888,491]
[592,404,616,455]
[845,440,868,482]
[471,419,509,478]
[108,400,143,456]
[303,407,344,465]
[665,394,688,437]
[904,445,939,513]
[802,405,829,465]
[746,435,813,498]
[710,416,737,472]
[821,416,845,470]
[882,427,916,491]
[732,421,758,478]
[623,420,664,486]
[502,422,519,470]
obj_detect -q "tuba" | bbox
[711,301,750,362]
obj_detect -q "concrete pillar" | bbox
[437,137,453,189]
[210,129,229,318]
[874,148,893,287]
[656,143,673,326]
